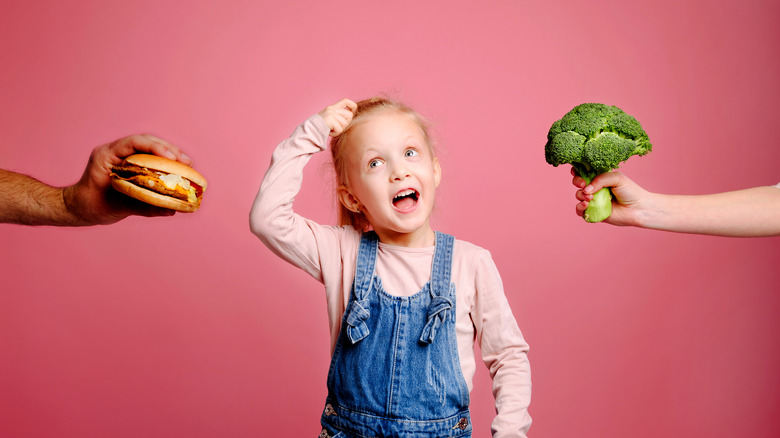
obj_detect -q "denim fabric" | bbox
[321,231,471,438]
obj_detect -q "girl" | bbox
[250,97,531,437]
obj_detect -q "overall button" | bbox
[324,404,338,416]
[453,417,469,430]
[319,428,330,438]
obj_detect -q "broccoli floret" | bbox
[545,103,652,223]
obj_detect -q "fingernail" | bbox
[181,153,191,162]
[164,151,177,159]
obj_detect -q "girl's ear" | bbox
[337,185,361,213]
[433,157,442,188]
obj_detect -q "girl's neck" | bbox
[374,226,436,248]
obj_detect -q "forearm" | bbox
[249,115,328,239]
[472,252,532,437]
[249,114,334,278]
[489,347,532,437]
[637,186,780,237]
[0,169,83,226]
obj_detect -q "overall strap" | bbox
[344,231,379,344]
[420,231,455,344]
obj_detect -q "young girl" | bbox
[250,97,531,437]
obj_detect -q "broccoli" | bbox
[545,103,652,223]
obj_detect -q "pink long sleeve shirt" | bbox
[250,114,532,437]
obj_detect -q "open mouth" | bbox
[392,189,419,211]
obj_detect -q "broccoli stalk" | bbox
[569,162,613,223]
[545,103,652,223]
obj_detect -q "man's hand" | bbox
[1,134,192,226]
[63,134,193,225]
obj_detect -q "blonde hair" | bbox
[330,97,435,231]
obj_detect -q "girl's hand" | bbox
[318,98,357,136]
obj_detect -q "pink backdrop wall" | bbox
[1,1,778,437]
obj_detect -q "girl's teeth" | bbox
[395,190,414,199]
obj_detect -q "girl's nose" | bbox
[390,165,410,181]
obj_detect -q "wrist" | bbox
[61,184,94,226]
[631,193,674,231]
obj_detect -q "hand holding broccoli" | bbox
[545,103,652,222]
[573,169,648,226]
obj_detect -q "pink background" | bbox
[1,1,779,437]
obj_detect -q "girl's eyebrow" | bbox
[356,148,383,166]
[358,146,381,158]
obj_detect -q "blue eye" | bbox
[404,149,418,158]
[368,159,383,168]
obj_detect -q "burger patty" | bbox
[111,164,160,179]
[111,165,193,202]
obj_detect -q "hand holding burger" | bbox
[63,134,201,225]
[1,134,198,226]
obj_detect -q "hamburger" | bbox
[110,154,207,212]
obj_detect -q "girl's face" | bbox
[338,110,441,247]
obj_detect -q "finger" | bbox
[575,200,588,217]
[138,134,193,165]
[334,112,348,127]
[587,171,624,194]
[571,174,586,188]
[327,99,347,111]
[328,116,344,136]
[113,135,193,165]
[331,113,353,136]
[112,135,175,159]
[335,107,354,120]
[338,98,358,113]
[575,190,592,202]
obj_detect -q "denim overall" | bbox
[319,231,472,438]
